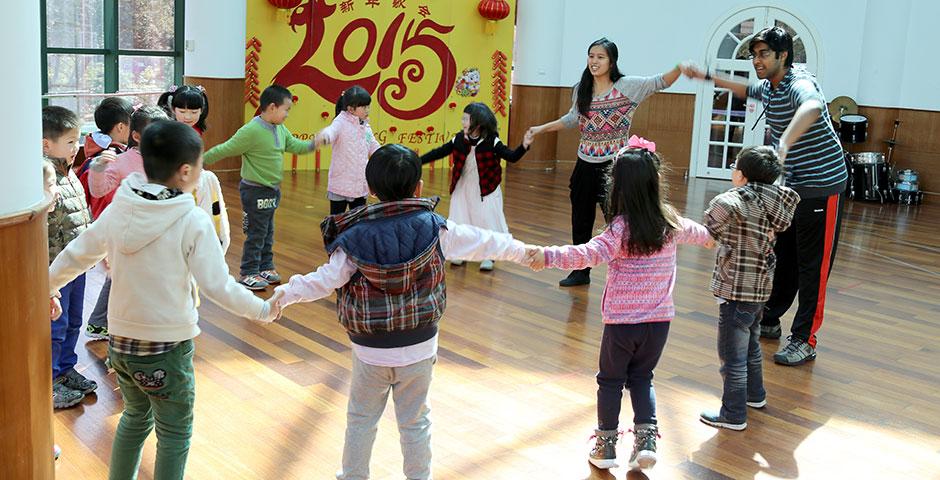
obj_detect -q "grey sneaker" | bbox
[450,259,465,266]
[628,424,659,470]
[59,368,97,394]
[240,274,269,291]
[479,260,495,271]
[774,336,816,365]
[53,382,84,409]
[699,410,747,430]
[759,323,782,339]
[588,429,619,469]
[86,323,108,340]
[259,269,282,284]
[746,398,767,409]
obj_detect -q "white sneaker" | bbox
[479,259,494,271]
[450,259,464,266]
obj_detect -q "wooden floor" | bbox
[54,162,940,479]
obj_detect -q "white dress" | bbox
[447,144,509,234]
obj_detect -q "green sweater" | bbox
[203,117,312,187]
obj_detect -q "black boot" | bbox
[559,268,591,287]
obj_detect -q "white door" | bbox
[691,7,820,179]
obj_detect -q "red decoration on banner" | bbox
[271,1,457,121]
[268,0,303,9]
[477,0,510,21]
[491,50,508,117]
[245,37,262,107]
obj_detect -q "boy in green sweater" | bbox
[204,85,315,290]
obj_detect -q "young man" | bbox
[202,84,315,290]
[684,26,848,366]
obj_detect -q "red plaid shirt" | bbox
[420,133,528,199]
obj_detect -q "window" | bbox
[41,0,183,129]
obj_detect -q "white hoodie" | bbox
[49,172,267,342]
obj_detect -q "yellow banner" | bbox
[245,0,517,170]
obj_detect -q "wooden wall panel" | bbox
[0,202,55,480]
[184,76,245,173]
[507,85,562,170]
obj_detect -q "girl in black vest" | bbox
[420,102,532,270]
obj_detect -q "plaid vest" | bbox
[321,198,448,348]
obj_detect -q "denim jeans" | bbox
[51,274,85,379]
[718,300,766,423]
[108,340,196,480]
[596,322,670,430]
[239,181,280,276]
[88,276,111,329]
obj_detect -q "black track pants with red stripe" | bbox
[762,192,844,347]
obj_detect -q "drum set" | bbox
[830,96,924,205]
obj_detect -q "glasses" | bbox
[747,50,776,60]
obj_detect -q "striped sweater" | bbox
[747,67,848,199]
[543,216,711,324]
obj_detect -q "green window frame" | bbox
[40,0,185,101]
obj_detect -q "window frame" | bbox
[40,0,185,100]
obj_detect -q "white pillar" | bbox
[856,0,911,107]
[184,0,246,78]
[0,2,42,216]
[513,0,566,86]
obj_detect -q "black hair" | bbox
[94,97,133,134]
[365,144,421,201]
[127,106,169,148]
[463,102,498,139]
[606,147,680,256]
[734,145,782,184]
[42,105,80,140]
[335,85,372,117]
[157,85,210,131]
[749,26,794,68]
[139,120,203,183]
[576,38,625,115]
[259,84,293,112]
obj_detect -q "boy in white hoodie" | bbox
[48,120,281,479]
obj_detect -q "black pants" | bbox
[597,322,670,429]
[329,196,367,215]
[569,159,611,273]
[762,192,844,347]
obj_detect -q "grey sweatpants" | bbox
[336,354,435,480]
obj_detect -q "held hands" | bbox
[50,291,62,321]
[523,244,545,271]
[261,289,285,323]
[525,126,541,139]
[523,129,535,149]
[679,62,707,80]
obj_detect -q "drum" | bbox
[839,114,868,143]
[892,189,924,205]
[897,169,919,183]
[850,160,889,202]
[851,152,884,165]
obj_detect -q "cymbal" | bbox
[829,96,858,121]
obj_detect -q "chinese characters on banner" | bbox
[246,0,516,169]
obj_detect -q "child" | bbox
[48,120,281,479]
[85,105,169,339]
[699,146,799,430]
[203,84,315,290]
[44,160,65,461]
[273,144,535,480]
[158,84,210,135]
[314,85,381,214]
[43,105,97,409]
[420,102,533,271]
[76,97,133,218]
[527,137,713,471]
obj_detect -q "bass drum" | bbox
[850,162,890,202]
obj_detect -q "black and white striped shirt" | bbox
[747,67,848,199]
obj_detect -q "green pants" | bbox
[107,340,196,480]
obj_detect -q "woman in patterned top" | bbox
[527,37,684,286]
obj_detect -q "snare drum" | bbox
[840,115,868,143]
[897,169,919,183]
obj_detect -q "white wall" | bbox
[183,0,246,78]
[0,1,42,216]
[514,0,937,111]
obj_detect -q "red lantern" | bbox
[268,0,302,9]
[478,0,511,34]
